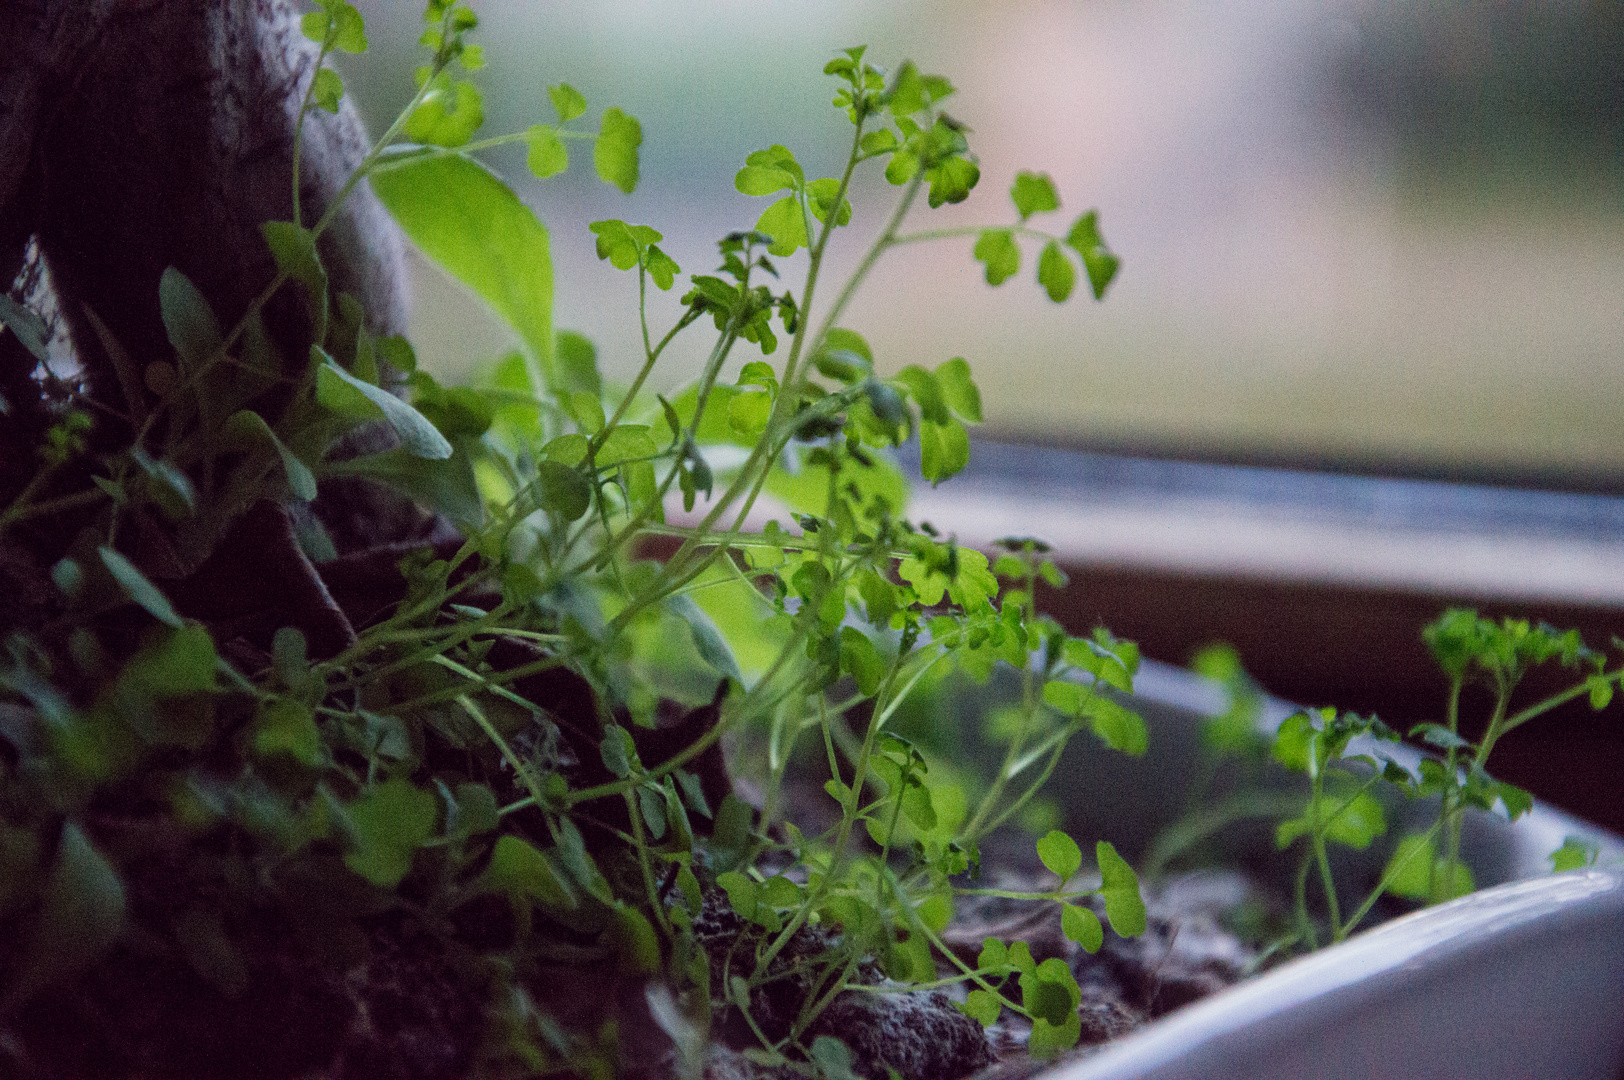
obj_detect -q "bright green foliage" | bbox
[0,28,1153,1074]
[371,154,554,382]
[594,107,642,193]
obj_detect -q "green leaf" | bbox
[1587,675,1614,710]
[3,822,125,1011]
[972,229,1019,286]
[735,164,797,197]
[668,594,743,682]
[525,126,568,178]
[919,419,969,485]
[0,294,50,363]
[1081,695,1149,756]
[1324,791,1386,849]
[1010,171,1060,219]
[755,196,808,256]
[927,155,980,208]
[1271,712,1317,772]
[728,388,773,435]
[253,699,323,766]
[1550,836,1598,873]
[594,107,642,193]
[330,2,367,52]
[344,779,438,887]
[99,547,183,627]
[311,67,344,112]
[1096,841,1146,936]
[600,726,635,779]
[527,460,591,521]
[556,330,601,394]
[549,82,587,123]
[934,357,982,423]
[610,904,661,973]
[173,908,248,998]
[406,75,484,146]
[810,1036,863,1080]
[959,988,1002,1027]
[1036,830,1083,884]
[1027,1013,1082,1057]
[158,267,222,369]
[316,358,452,459]
[838,626,885,696]
[1037,241,1076,302]
[806,177,853,226]
[588,219,660,271]
[328,446,484,529]
[1061,903,1104,953]
[371,154,554,385]
[260,221,328,339]
[1064,210,1120,299]
[223,410,317,501]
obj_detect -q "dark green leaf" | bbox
[253,699,323,766]
[223,410,317,500]
[99,547,183,627]
[668,594,743,682]
[0,295,50,363]
[158,267,222,369]
[481,834,578,910]
[344,779,438,887]
[316,358,452,459]
[838,626,885,696]
[528,459,591,521]
[810,1036,862,1080]
[3,822,125,1010]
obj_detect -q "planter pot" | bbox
[1015,660,1624,1080]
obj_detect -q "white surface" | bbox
[1050,870,1624,1080]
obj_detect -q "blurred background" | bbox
[347,0,1624,485]
[342,2,1624,832]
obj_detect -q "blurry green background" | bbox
[345,1,1624,485]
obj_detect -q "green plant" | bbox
[1167,613,1621,955]
[0,4,1149,1076]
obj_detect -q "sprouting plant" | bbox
[0,4,1153,1075]
[1176,611,1623,955]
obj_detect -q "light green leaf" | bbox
[549,82,587,122]
[735,164,797,196]
[1065,210,1120,299]
[972,229,1019,286]
[594,107,642,193]
[406,76,484,146]
[919,419,969,485]
[525,126,568,178]
[1011,171,1060,219]
[934,357,982,422]
[959,989,1002,1027]
[1550,836,1598,873]
[1036,830,1083,884]
[1096,841,1146,936]
[1325,790,1387,850]
[810,1036,862,1080]
[1061,903,1104,953]
[371,154,553,386]
[311,67,344,112]
[755,196,808,256]
[1037,241,1076,302]
[1081,696,1149,756]
[316,358,452,459]
[481,835,579,911]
